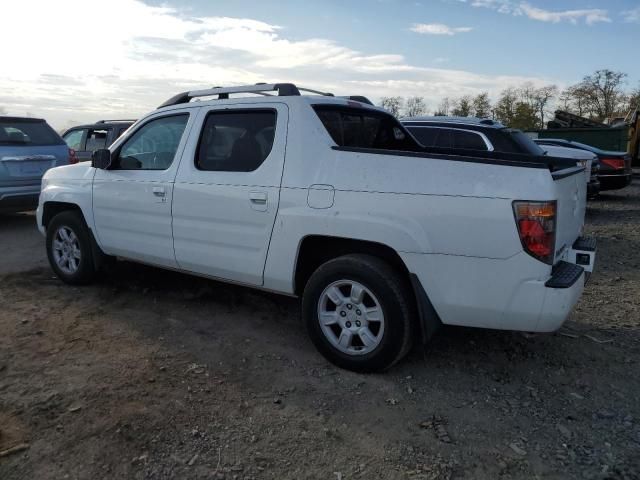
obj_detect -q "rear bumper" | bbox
[599,172,632,191]
[0,185,40,213]
[402,240,595,334]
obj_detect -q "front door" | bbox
[92,111,194,268]
[172,103,288,286]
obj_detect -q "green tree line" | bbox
[380,69,640,130]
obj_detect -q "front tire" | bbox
[46,211,96,285]
[302,254,414,372]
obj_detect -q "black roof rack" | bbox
[95,119,137,124]
[157,83,334,109]
[340,96,374,106]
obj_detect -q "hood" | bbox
[43,162,95,182]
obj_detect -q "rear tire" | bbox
[302,254,414,372]
[46,211,97,285]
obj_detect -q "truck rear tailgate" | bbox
[552,166,587,263]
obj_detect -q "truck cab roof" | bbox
[155,83,382,114]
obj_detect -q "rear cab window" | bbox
[313,105,421,152]
[0,118,64,146]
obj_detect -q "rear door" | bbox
[92,110,195,267]
[172,103,288,286]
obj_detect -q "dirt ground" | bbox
[1,180,639,480]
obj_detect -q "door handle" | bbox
[249,192,267,204]
[152,186,166,197]
[249,191,268,211]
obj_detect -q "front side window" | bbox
[115,114,189,170]
[63,129,85,150]
[196,110,276,172]
[314,106,421,151]
[85,129,108,152]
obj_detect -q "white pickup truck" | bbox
[37,83,596,372]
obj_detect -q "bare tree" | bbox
[511,102,538,131]
[434,97,451,116]
[581,70,628,120]
[404,96,427,117]
[564,83,593,117]
[452,96,473,117]
[558,90,573,111]
[628,83,640,111]
[472,92,492,118]
[532,85,558,129]
[380,97,404,117]
[518,82,538,110]
[493,88,519,126]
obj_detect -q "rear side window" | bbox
[407,127,438,147]
[314,106,421,151]
[0,119,64,146]
[196,110,276,172]
[452,130,488,151]
[433,129,452,149]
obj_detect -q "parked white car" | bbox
[538,144,600,197]
[37,83,596,371]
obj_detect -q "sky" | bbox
[1,0,638,129]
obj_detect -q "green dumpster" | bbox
[533,126,629,153]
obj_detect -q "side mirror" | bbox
[91,149,112,169]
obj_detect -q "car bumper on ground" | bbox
[0,185,40,214]
[599,172,632,191]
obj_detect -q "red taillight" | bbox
[600,157,625,170]
[68,148,79,164]
[513,201,557,264]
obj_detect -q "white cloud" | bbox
[519,3,611,25]
[461,0,611,25]
[0,0,556,128]
[411,23,473,35]
[622,6,640,23]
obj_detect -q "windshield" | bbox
[0,119,64,146]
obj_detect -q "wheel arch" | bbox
[43,201,108,270]
[293,235,441,343]
[294,235,410,296]
[42,201,84,229]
